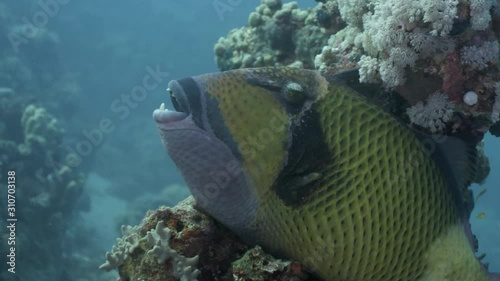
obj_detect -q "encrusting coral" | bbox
[232,246,311,281]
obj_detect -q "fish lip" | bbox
[152,108,189,127]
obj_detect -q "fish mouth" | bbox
[152,80,192,130]
[168,80,191,114]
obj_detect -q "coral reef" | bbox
[0,91,87,281]
[100,220,202,281]
[18,104,63,155]
[0,93,85,212]
[103,197,318,281]
[214,0,334,70]
[215,0,500,139]
[0,3,110,280]
[314,0,500,137]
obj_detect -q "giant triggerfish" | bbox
[153,67,500,281]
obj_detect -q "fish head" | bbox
[153,67,328,231]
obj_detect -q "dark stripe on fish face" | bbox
[272,105,331,207]
[170,76,243,160]
[170,77,204,130]
[204,90,243,161]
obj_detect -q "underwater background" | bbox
[0,1,498,281]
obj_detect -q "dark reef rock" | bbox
[107,197,319,281]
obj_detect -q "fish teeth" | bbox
[159,103,166,110]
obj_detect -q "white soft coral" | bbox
[461,40,500,70]
[470,0,494,30]
[422,0,458,36]
[406,92,454,133]
[315,0,460,88]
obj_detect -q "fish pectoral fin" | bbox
[274,170,324,207]
[413,132,479,216]
[287,172,322,191]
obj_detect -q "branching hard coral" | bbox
[99,225,141,271]
[99,244,127,271]
[406,92,454,133]
[142,221,201,281]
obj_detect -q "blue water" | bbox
[472,134,500,272]
[0,1,498,280]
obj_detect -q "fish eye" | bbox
[283,82,306,104]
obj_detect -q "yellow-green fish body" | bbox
[153,67,498,281]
